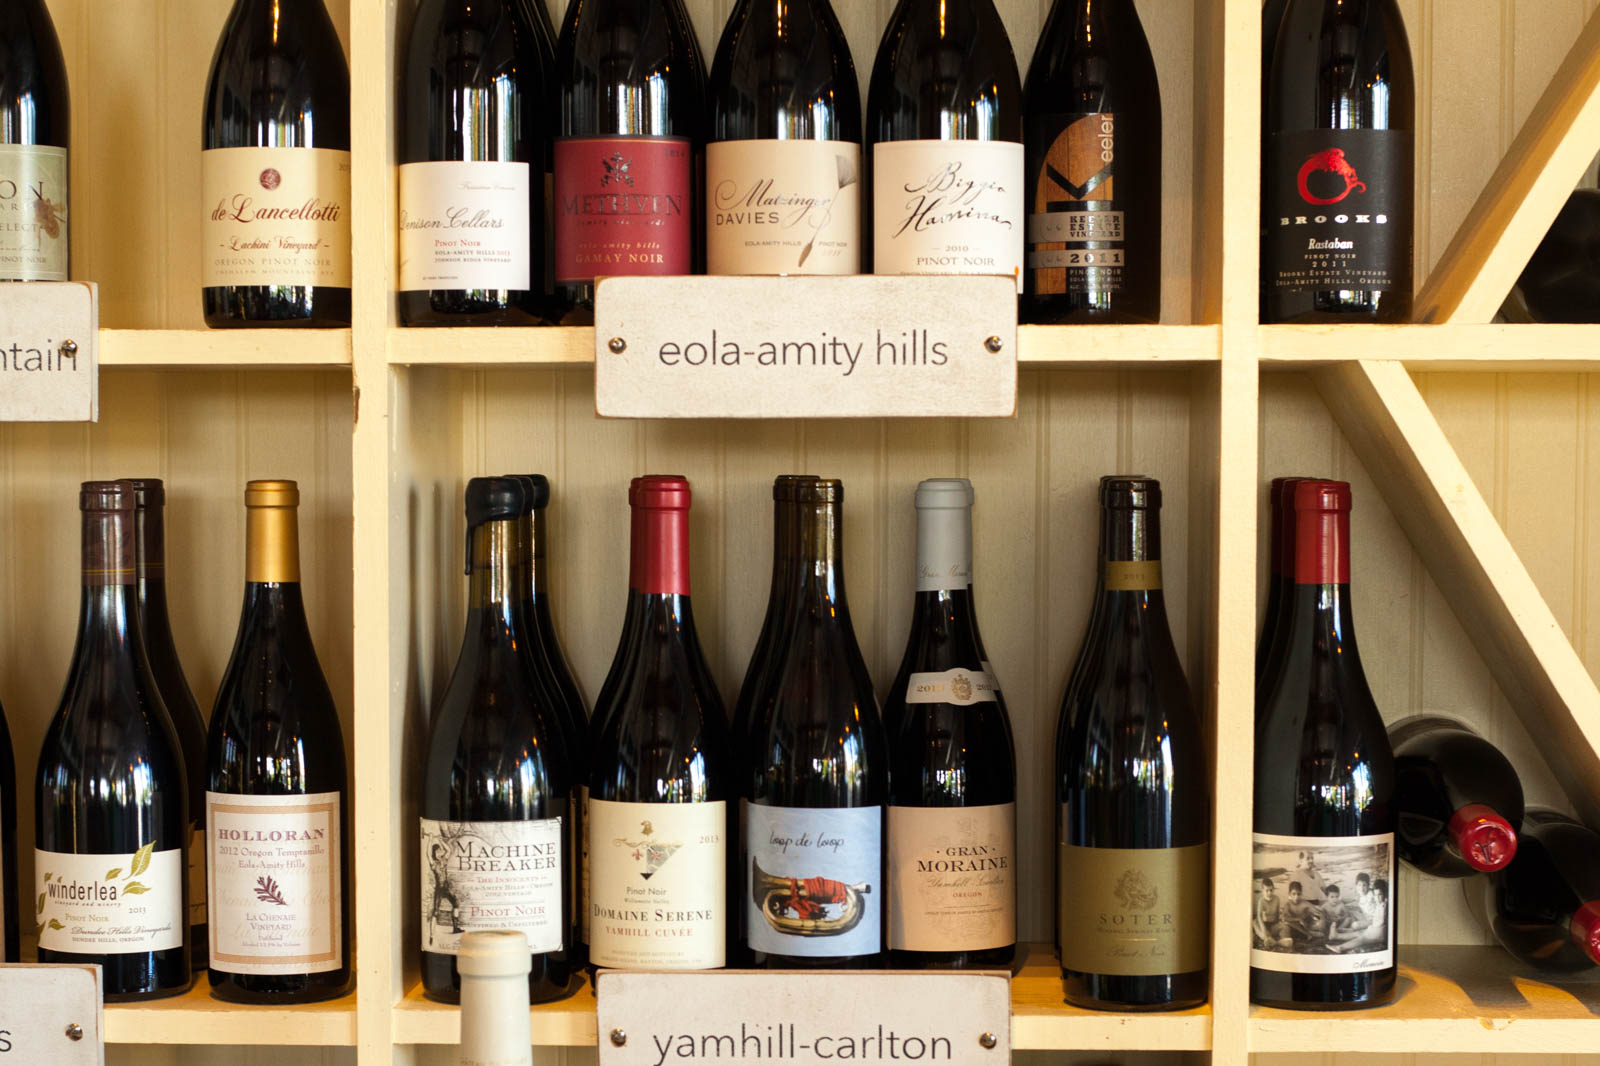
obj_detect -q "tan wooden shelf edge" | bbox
[103,982,358,1046]
[99,328,352,368]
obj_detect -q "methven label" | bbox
[1026,113,1126,296]
[872,140,1024,293]
[706,140,860,275]
[887,803,1015,952]
[745,803,882,958]
[1057,839,1208,976]
[421,816,564,955]
[1251,831,1395,976]
[35,844,184,954]
[0,144,68,281]
[202,146,352,289]
[554,136,691,284]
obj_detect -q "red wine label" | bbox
[202,147,352,288]
[35,844,184,953]
[1025,113,1125,297]
[745,803,882,957]
[554,136,692,284]
[420,815,564,955]
[707,140,860,275]
[208,791,342,974]
[872,140,1024,292]
[1104,560,1162,591]
[1264,130,1413,297]
[905,668,998,706]
[1250,832,1394,975]
[587,798,727,969]
[886,802,1015,952]
[398,161,532,292]
[1056,841,1208,976]
[0,144,68,281]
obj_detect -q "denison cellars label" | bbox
[1026,112,1126,296]
[35,843,183,953]
[202,146,352,288]
[587,797,727,969]
[554,135,691,284]
[706,140,860,276]
[1057,840,1208,976]
[1250,831,1395,975]
[872,139,1024,293]
[398,160,532,292]
[887,803,1015,952]
[0,143,68,281]
[420,816,564,955]
[745,804,881,958]
[207,791,342,975]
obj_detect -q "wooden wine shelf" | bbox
[1259,323,1600,370]
[98,328,353,369]
[102,981,358,1046]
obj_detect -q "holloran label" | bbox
[904,668,998,707]
[1026,113,1125,296]
[887,803,1015,952]
[554,136,691,284]
[706,140,860,275]
[872,140,1024,293]
[1058,840,1208,976]
[398,160,532,291]
[35,844,183,953]
[745,804,882,958]
[202,146,352,288]
[421,816,564,955]
[0,144,68,281]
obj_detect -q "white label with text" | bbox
[421,816,564,955]
[399,160,531,291]
[887,803,1015,952]
[745,803,881,958]
[872,140,1024,292]
[0,144,68,281]
[707,140,860,275]
[1251,831,1394,975]
[35,845,183,953]
[202,146,352,288]
[904,668,998,707]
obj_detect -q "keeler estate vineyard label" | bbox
[1251,832,1395,975]
[1026,113,1125,296]
[421,816,564,955]
[887,803,1015,952]
[1057,841,1208,976]
[0,144,68,281]
[554,135,691,284]
[872,140,1024,293]
[201,146,352,289]
[35,844,183,953]
[707,141,860,276]
[745,804,882,958]
[588,798,727,969]
[398,160,531,292]
[207,791,342,974]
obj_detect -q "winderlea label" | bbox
[554,136,691,284]
[1058,840,1208,976]
[0,144,68,281]
[1251,831,1395,975]
[35,844,184,954]
[1025,113,1125,296]
[887,803,1015,952]
[745,803,882,958]
[421,816,564,955]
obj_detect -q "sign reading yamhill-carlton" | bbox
[593,275,1017,419]
[596,970,1010,1066]
[0,964,104,1064]
[0,281,98,422]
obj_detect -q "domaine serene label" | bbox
[588,798,727,969]
[886,803,1015,952]
[0,144,68,281]
[35,844,183,953]
[872,140,1024,293]
[201,146,352,288]
[745,804,882,958]
[1026,113,1125,296]
[554,135,691,284]
[706,140,860,276]
[398,160,531,291]
[1250,831,1395,975]
[1264,129,1412,296]
[207,791,342,975]
[421,816,564,955]
[1057,841,1208,976]
[904,668,998,707]
[1104,560,1162,591]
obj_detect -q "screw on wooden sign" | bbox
[0,964,105,1064]
[0,281,99,422]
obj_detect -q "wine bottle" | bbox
[207,480,352,1003]
[706,0,861,275]
[588,475,730,969]
[867,0,1024,289]
[1256,477,1300,690]
[1056,476,1208,1010]
[1262,0,1414,323]
[1252,479,1396,1010]
[398,0,551,326]
[1,696,19,963]
[884,479,1017,970]
[1480,807,1600,972]
[1390,715,1521,877]
[35,481,190,1000]
[129,479,210,972]
[422,478,575,1004]
[202,0,351,327]
[1514,186,1600,323]
[744,478,886,968]
[0,0,69,281]
[1021,0,1161,323]
[458,931,534,1066]
[552,0,706,322]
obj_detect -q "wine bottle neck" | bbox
[915,503,972,593]
[1446,804,1517,873]
[527,509,555,597]
[794,499,849,608]
[1098,503,1160,563]
[629,505,691,596]
[246,502,302,584]
[467,519,525,622]
[1293,505,1350,585]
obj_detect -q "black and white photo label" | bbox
[1251,834,1395,975]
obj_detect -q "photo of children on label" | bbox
[1251,834,1394,974]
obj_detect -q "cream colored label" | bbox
[208,791,342,975]
[0,144,68,281]
[904,668,998,706]
[1058,840,1208,976]
[873,140,1024,292]
[187,822,207,928]
[1251,832,1394,975]
[202,146,352,287]
[707,140,860,276]
[887,803,1015,952]
[398,160,531,291]
[588,798,726,969]
[1104,560,1162,591]
[421,816,564,955]
[35,845,184,953]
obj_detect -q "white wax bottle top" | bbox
[915,477,974,593]
[459,930,533,1066]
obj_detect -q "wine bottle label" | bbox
[587,797,727,969]
[187,822,207,929]
[420,816,564,956]
[1250,831,1395,975]
[1057,840,1208,976]
[0,144,68,281]
[1104,560,1162,591]
[398,160,532,292]
[745,803,882,958]
[904,668,998,706]
[1264,129,1413,296]
[706,140,861,276]
[886,802,1015,952]
[201,146,353,288]
[580,785,591,945]
[1025,113,1125,296]
[34,845,183,953]
[872,140,1025,293]
[553,135,692,284]
[207,791,342,975]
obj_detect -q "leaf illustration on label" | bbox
[43,872,52,882]
[255,875,289,906]
[123,881,150,895]
[104,867,122,880]
[130,842,154,878]
[47,918,64,930]
[35,892,45,914]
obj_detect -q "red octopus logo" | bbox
[1297,148,1366,205]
